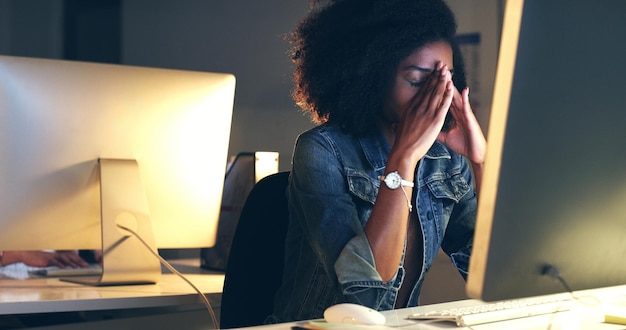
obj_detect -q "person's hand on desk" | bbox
[1,250,89,268]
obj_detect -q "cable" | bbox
[541,265,573,293]
[541,264,600,307]
[117,224,219,329]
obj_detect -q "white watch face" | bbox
[384,172,402,189]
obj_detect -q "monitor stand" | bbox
[62,159,161,286]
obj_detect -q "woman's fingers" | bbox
[418,63,452,125]
[397,62,453,128]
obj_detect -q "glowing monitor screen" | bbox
[0,55,235,258]
[467,0,626,301]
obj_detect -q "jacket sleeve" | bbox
[289,130,398,309]
[441,157,477,280]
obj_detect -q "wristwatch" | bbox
[379,171,414,212]
[379,171,414,189]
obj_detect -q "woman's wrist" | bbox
[386,151,419,181]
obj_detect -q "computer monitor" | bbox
[200,151,279,271]
[0,55,235,285]
[466,0,626,301]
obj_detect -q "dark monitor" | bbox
[0,55,235,285]
[200,151,279,271]
[467,0,626,301]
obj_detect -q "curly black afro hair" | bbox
[289,0,467,136]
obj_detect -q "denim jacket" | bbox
[270,123,476,323]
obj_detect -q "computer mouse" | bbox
[323,303,386,325]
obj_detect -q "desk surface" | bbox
[251,285,626,330]
[0,273,224,315]
[3,268,625,330]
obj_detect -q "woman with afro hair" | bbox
[270,0,486,322]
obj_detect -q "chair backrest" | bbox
[219,171,290,329]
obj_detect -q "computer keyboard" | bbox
[28,264,102,278]
[0,262,103,279]
[408,295,572,327]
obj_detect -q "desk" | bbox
[249,285,626,330]
[0,272,224,329]
[0,273,223,315]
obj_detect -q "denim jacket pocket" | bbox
[425,173,470,202]
[345,168,378,204]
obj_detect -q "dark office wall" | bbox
[121,0,313,170]
[63,0,121,63]
[0,0,64,58]
[0,0,120,63]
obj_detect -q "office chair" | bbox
[220,171,290,329]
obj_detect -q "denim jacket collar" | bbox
[359,132,389,172]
